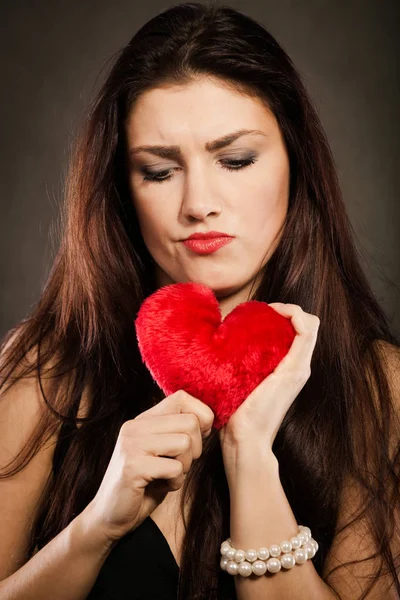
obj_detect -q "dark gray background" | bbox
[1,0,399,339]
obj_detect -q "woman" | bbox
[0,2,399,599]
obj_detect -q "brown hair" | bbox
[1,3,399,599]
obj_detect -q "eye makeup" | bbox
[139,153,258,183]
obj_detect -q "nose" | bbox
[180,165,223,221]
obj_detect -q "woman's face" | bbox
[125,76,290,306]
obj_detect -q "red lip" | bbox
[184,231,232,240]
[182,237,233,255]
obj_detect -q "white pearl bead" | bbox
[227,560,239,575]
[252,560,268,576]
[310,539,319,553]
[245,549,258,563]
[296,532,307,545]
[220,556,230,570]
[221,525,315,576]
[220,542,230,555]
[238,561,253,577]
[269,544,281,557]
[300,526,311,538]
[293,548,308,564]
[257,547,270,560]
[280,540,292,553]
[234,549,246,563]
[266,557,281,573]
[303,543,316,559]
[290,536,302,549]
[280,553,296,569]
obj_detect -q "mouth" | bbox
[181,237,234,255]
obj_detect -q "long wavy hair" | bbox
[1,3,399,599]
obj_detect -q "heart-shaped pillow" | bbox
[135,282,296,429]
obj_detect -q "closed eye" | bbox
[140,156,258,184]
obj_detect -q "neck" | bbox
[214,280,258,320]
[154,267,262,320]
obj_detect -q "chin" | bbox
[187,277,247,299]
[212,285,239,299]
[158,266,253,299]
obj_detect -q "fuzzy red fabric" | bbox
[135,282,296,429]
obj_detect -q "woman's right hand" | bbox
[83,390,215,546]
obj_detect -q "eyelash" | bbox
[141,156,257,183]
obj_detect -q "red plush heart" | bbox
[135,282,296,429]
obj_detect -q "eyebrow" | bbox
[129,128,267,160]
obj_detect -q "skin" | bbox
[125,75,290,319]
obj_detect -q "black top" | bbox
[86,516,180,600]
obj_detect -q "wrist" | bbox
[229,440,279,472]
[223,440,280,490]
[71,502,119,560]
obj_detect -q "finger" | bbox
[131,413,203,456]
[133,454,186,491]
[135,389,215,436]
[133,432,195,469]
[269,305,320,371]
[274,331,315,377]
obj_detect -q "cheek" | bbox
[240,179,288,254]
[133,200,165,241]
[245,185,287,232]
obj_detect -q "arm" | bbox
[218,304,335,599]
[0,505,116,600]
[228,443,399,600]
[218,299,400,600]
[320,341,400,599]
[228,450,338,600]
[0,340,114,599]
[225,340,400,600]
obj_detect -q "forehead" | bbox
[125,76,276,141]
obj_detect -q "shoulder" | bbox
[372,339,400,379]
[0,328,92,438]
[364,339,400,464]
[0,332,58,456]
[321,339,400,599]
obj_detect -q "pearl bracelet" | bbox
[220,525,319,577]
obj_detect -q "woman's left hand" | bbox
[219,303,320,466]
